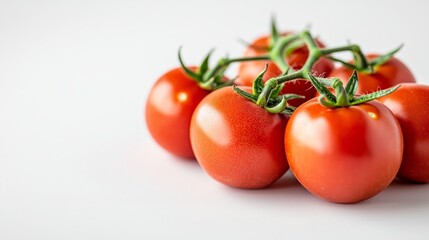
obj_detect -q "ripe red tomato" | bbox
[145,67,210,159]
[328,54,416,94]
[285,98,403,203]
[190,86,289,188]
[378,84,429,183]
[236,34,334,107]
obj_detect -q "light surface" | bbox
[1,0,429,239]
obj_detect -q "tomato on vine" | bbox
[145,50,232,159]
[236,30,334,107]
[328,49,416,94]
[285,72,403,203]
[146,67,210,158]
[378,83,429,183]
[146,22,419,205]
[190,68,300,188]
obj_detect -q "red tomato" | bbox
[236,34,334,107]
[378,84,429,183]
[145,67,210,159]
[328,54,416,94]
[285,99,403,203]
[190,86,289,188]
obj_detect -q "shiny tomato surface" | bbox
[190,86,289,188]
[378,83,429,182]
[285,98,403,203]
[146,67,210,159]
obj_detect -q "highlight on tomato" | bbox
[145,67,209,158]
[285,72,403,203]
[378,83,429,183]
[145,19,426,204]
[145,50,232,159]
[190,68,301,189]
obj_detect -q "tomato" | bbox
[285,98,403,203]
[145,67,210,159]
[236,34,334,107]
[378,83,429,183]
[190,86,289,188]
[328,54,416,94]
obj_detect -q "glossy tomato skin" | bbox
[378,84,429,183]
[328,54,416,94]
[190,86,289,188]
[285,99,403,203]
[145,67,210,159]
[236,34,334,107]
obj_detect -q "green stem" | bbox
[256,31,325,106]
[320,45,356,55]
[351,44,369,70]
[204,55,270,81]
[298,31,322,75]
[226,55,271,64]
[256,70,304,106]
[270,33,301,72]
[300,31,319,49]
[320,44,369,70]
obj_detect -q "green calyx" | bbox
[268,18,304,73]
[308,70,400,108]
[367,44,403,69]
[179,18,404,113]
[233,64,303,115]
[326,44,403,74]
[253,27,404,110]
[179,47,271,91]
[178,48,235,91]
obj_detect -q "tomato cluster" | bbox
[145,22,428,204]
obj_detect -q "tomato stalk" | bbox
[270,33,302,72]
[308,70,399,108]
[254,30,400,109]
[179,22,402,109]
[203,55,271,82]
[179,48,271,91]
[233,64,303,115]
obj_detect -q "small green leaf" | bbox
[369,44,403,68]
[318,95,338,108]
[270,15,280,45]
[198,49,214,76]
[214,77,236,90]
[336,87,350,107]
[256,78,278,107]
[345,70,359,99]
[265,95,287,114]
[211,64,228,84]
[270,83,284,98]
[233,85,257,103]
[330,79,350,107]
[307,73,337,103]
[178,47,200,81]
[327,56,357,70]
[252,64,269,95]
[351,85,400,105]
[316,77,334,87]
[199,77,215,90]
[281,107,295,115]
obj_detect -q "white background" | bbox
[1,0,429,239]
